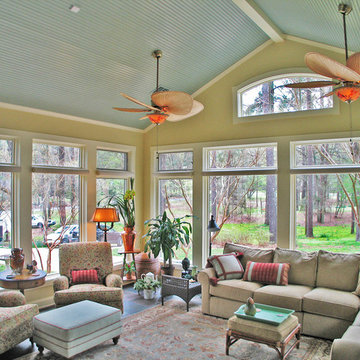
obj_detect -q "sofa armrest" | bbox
[0,290,26,307]
[105,273,123,288]
[331,339,360,360]
[198,268,216,315]
[53,275,69,292]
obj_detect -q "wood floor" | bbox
[0,285,201,360]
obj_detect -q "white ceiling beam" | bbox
[232,0,284,43]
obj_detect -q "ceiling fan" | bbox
[282,4,360,104]
[113,50,204,124]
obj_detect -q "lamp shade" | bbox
[207,215,220,232]
[91,208,119,223]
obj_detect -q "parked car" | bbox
[32,215,56,228]
[45,225,79,246]
[96,227,122,247]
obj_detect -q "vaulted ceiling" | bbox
[1,0,360,130]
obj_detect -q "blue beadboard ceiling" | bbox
[0,0,359,130]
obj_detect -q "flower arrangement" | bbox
[123,261,136,276]
[107,178,135,227]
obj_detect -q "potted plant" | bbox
[143,211,192,276]
[133,274,161,299]
[107,178,136,251]
[123,260,136,280]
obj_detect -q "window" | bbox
[158,178,193,260]
[237,74,333,118]
[97,149,127,171]
[205,145,277,170]
[96,178,126,259]
[96,149,130,263]
[33,142,81,168]
[32,143,81,274]
[205,144,277,255]
[158,151,193,172]
[0,138,14,270]
[292,139,360,253]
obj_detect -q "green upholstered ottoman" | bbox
[226,314,301,360]
[33,300,122,358]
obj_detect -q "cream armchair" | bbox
[53,242,123,312]
[0,290,39,354]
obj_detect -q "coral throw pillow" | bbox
[70,269,100,284]
[208,253,244,280]
[243,261,290,285]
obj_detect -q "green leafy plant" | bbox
[107,178,135,227]
[123,260,136,275]
[143,210,192,270]
[133,277,161,291]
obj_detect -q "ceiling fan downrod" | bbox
[152,50,162,93]
[338,3,352,60]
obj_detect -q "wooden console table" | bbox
[0,269,47,294]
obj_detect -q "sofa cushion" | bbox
[209,279,263,302]
[208,253,244,280]
[223,243,274,269]
[243,261,290,285]
[352,311,360,326]
[274,248,317,287]
[303,287,360,321]
[254,284,312,311]
[70,268,100,285]
[316,250,360,291]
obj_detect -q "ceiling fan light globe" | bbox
[148,113,168,124]
[335,85,360,103]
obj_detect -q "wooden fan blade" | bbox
[151,91,193,115]
[281,81,337,89]
[305,52,360,82]
[113,107,151,112]
[167,100,204,122]
[346,52,360,75]
[120,92,159,112]
[319,91,334,99]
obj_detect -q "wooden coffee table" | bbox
[0,269,47,294]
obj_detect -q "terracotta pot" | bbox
[122,227,136,252]
[161,265,175,276]
[125,272,133,280]
[10,248,25,274]
[135,252,160,278]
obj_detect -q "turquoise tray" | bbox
[234,303,294,325]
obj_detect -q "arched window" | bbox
[237,74,333,118]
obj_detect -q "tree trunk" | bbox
[265,148,277,243]
[352,208,355,234]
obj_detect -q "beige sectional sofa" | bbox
[198,243,360,359]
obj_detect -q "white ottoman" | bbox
[33,300,122,358]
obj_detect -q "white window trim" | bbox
[232,69,339,124]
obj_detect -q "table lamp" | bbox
[207,214,220,257]
[91,208,119,242]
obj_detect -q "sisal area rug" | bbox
[18,301,331,360]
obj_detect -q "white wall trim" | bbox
[192,39,273,98]
[0,102,145,134]
[232,0,284,43]
[284,34,353,56]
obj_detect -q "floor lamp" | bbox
[207,215,220,257]
[91,208,119,242]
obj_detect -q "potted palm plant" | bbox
[143,211,192,276]
[107,178,136,251]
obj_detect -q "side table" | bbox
[161,275,201,311]
[0,269,47,294]
[118,250,141,281]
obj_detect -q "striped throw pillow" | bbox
[243,261,290,285]
[70,268,100,284]
[208,253,244,280]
